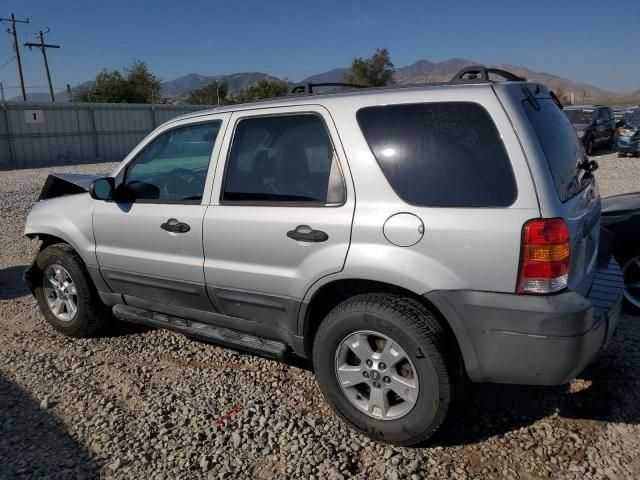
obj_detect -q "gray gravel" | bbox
[0,152,639,479]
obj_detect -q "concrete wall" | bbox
[0,102,214,170]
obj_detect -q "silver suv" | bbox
[24,67,623,445]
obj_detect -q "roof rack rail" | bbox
[449,66,526,84]
[290,82,368,95]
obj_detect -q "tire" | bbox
[586,136,594,156]
[621,255,640,316]
[312,293,459,446]
[34,244,110,337]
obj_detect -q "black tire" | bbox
[312,293,459,446]
[621,255,640,316]
[618,152,625,158]
[586,136,594,156]
[34,244,110,337]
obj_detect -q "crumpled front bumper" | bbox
[617,136,640,154]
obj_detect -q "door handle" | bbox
[287,225,328,243]
[161,218,190,233]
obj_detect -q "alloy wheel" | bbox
[334,330,419,420]
[43,264,78,322]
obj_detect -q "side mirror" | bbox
[89,177,115,200]
[596,118,603,125]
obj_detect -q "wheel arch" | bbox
[298,278,468,373]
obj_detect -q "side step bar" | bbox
[112,304,288,358]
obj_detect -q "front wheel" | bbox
[313,294,459,446]
[34,244,110,337]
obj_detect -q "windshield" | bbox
[564,109,593,125]
[524,98,590,202]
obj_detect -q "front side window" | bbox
[222,114,345,204]
[357,102,517,207]
[124,121,221,202]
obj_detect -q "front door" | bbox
[202,107,355,331]
[94,116,228,311]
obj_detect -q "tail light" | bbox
[517,218,570,294]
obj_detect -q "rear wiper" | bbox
[578,158,599,173]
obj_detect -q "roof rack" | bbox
[289,66,527,96]
[290,82,368,94]
[449,66,526,84]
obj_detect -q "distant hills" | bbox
[14,58,639,105]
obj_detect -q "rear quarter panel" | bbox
[303,85,541,300]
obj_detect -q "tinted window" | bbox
[356,102,517,207]
[125,122,220,202]
[523,98,588,202]
[223,114,345,204]
[597,109,609,121]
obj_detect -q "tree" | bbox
[186,81,229,105]
[233,79,290,103]
[344,48,395,87]
[75,60,160,103]
[125,60,161,103]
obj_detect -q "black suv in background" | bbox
[564,105,616,155]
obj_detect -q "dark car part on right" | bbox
[602,192,640,314]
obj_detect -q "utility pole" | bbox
[0,13,29,101]
[24,29,60,102]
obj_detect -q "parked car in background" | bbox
[616,107,640,157]
[613,108,637,128]
[564,105,616,155]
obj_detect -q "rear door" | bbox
[520,93,600,295]
[202,106,354,328]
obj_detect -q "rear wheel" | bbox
[313,293,459,446]
[34,244,110,337]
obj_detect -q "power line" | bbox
[24,28,60,102]
[0,13,29,101]
[0,54,15,70]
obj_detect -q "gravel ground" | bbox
[0,152,639,480]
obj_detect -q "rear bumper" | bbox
[426,259,623,385]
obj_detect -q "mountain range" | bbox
[16,58,639,105]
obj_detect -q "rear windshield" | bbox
[356,102,517,207]
[564,109,593,125]
[523,98,589,202]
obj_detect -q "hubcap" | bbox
[43,264,78,322]
[623,256,640,309]
[334,330,419,420]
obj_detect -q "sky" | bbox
[0,0,638,97]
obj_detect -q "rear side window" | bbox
[223,114,345,204]
[357,102,517,207]
[523,98,588,202]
